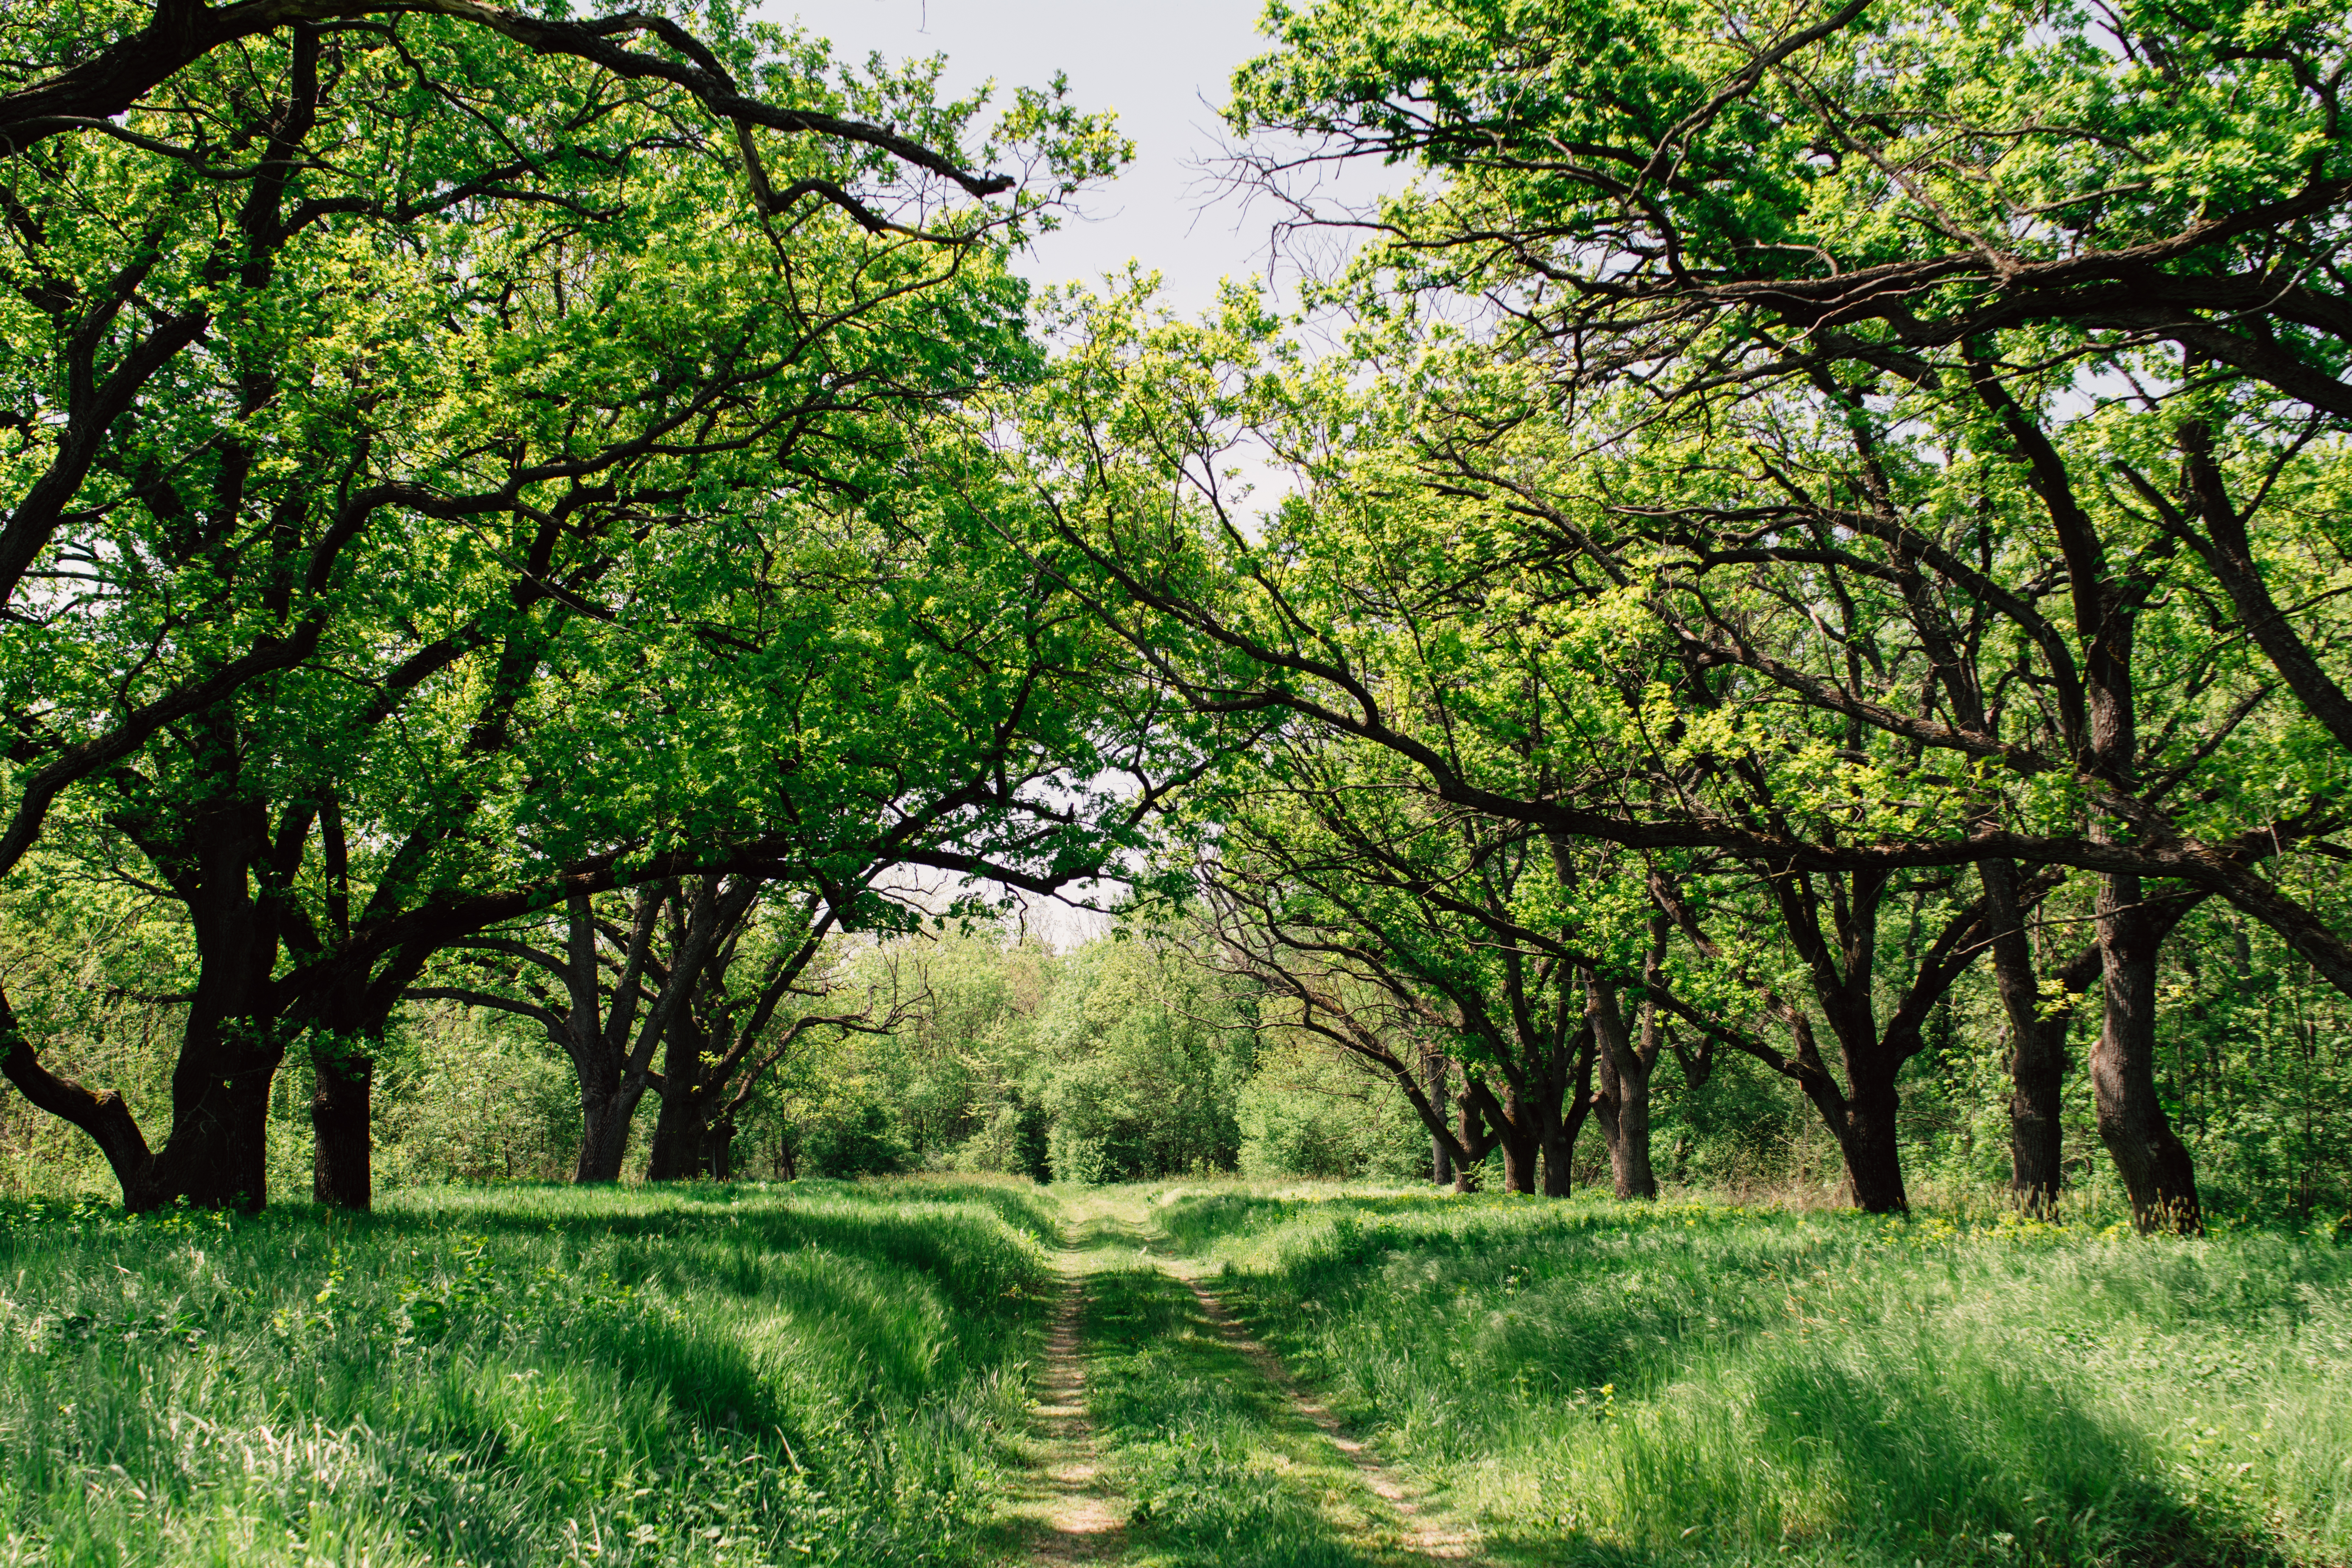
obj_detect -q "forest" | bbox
[4,0,2352,1562]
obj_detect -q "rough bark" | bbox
[2093,872,2203,1233]
[1837,1072,1909,1214]
[1980,858,2068,1211]
[645,1012,714,1182]
[1585,969,1658,1200]
[310,1042,373,1209]
[1496,1082,1541,1194]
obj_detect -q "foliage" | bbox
[804,1097,916,1180]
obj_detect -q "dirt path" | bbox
[1007,1195,1480,1566]
[1172,1272,1479,1562]
[1023,1254,1124,1564]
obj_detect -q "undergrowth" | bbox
[1154,1187,2352,1567]
[0,1176,1056,1567]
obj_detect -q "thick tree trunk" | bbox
[575,1079,648,1183]
[145,1056,277,1211]
[1981,858,2067,1212]
[310,1043,372,1209]
[1586,972,1657,1200]
[1498,1091,1539,1194]
[2093,873,2201,1233]
[644,1016,710,1182]
[138,806,291,1210]
[1838,1074,1908,1214]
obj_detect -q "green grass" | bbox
[0,1177,1057,1567]
[1152,1186,2352,1567]
[1081,1261,1416,1568]
[9,1176,2346,1567]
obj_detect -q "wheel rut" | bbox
[1171,1271,1480,1562]
[1025,1253,1124,1564]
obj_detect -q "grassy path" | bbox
[1009,1192,1478,1568]
[1019,1247,1128,1563]
[1170,1272,1474,1562]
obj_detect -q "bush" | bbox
[804,1098,913,1179]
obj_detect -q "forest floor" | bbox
[3,1179,2350,1567]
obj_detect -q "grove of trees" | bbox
[4,0,2349,1233]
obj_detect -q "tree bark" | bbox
[576,1080,649,1183]
[1586,970,1658,1199]
[1837,1071,1909,1213]
[2092,872,2202,1232]
[1497,1084,1540,1194]
[645,1012,713,1182]
[1980,858,2068,1211]
[1543,1026,1597,1196]
[310,1041,373,1209]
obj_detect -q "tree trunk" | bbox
[310,1040,372,1209]
[1586,971,1657,1199]
[1498,1112,1539,1193]
[1543,1027,1597,1196]
[644,1015,710,1182]
[1981,858,2067,1212]
[2093,872,2201,1233]
[145,1056,277,1211]
[575,1076,648,1183]
[1838,1073,1908,1214]
[137,813,287,1211]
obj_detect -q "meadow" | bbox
[0,1179,1058,1567]
[3,1179,2349,1566]
[1158,1188,2352,1567]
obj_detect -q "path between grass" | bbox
[1010,1193,1481,1568]
[1021,1242,1129,1564]
[1171,1272,1476,1562]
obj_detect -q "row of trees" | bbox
[7,0,2352,1231]
[990,0,2352,1232]
[0,0,1193,1210]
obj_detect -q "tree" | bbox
[976,0,2352,1228]
[0,1,1126,1209]
[1208,0,2352,1229]
[1192,730,1616,1196]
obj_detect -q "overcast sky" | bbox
[769,0,1318,315]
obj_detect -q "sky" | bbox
[768,0,1314,316]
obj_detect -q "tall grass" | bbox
[1158,1188,2352,1566]
[0,1177,1057,1567]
